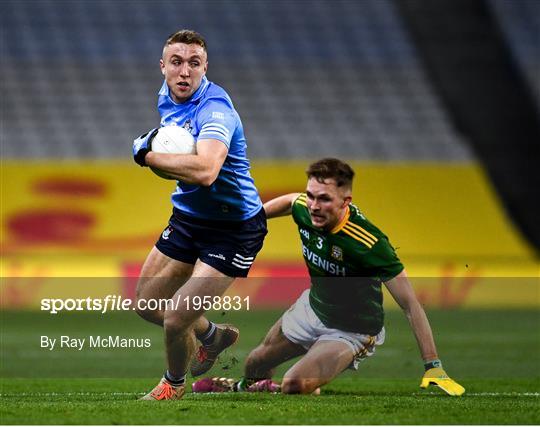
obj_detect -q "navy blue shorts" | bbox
[155,208,267,278]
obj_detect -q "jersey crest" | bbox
[182,119,193,133]
[331,245,343,261]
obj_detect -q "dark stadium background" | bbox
[1,0,538,424]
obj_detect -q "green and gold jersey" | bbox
[292,193,404,335]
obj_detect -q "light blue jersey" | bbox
[157,76,262,221]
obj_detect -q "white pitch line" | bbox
[1,391,538,397]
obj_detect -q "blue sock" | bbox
[164,370,186,386]
[196,322,217,346]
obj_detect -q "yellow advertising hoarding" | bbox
[1,161,538,308]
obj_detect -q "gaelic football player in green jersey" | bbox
[193,158,464,396]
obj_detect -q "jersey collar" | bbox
[189,75,209,103]
[330,206,350,234]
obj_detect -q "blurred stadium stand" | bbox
[490,0,540,109]
[1,0,537,160]
[3,0,538,161]
[2,0,475,160]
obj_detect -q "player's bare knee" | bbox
[134,302,162,325]
[281,378,317,395]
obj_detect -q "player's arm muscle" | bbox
[145,138,228,186]
[384,269,439,361]
[263,193,301,218]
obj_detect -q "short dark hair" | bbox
[306,158,355,189]
[164,29,207,53]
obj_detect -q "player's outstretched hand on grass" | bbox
[420,367,465,396]
[133,128,158,166]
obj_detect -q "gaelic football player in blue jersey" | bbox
[132,30,267,400]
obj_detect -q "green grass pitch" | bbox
[1,309,539,424]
